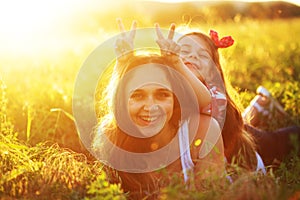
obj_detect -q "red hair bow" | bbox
[209,30,234,48]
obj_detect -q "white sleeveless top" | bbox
[178,120,194,182]
[178,120,266,182]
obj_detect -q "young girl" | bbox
[156,23,300,169]
[155,24,261,172]
[175,28,300,168]
[92,54,225,199]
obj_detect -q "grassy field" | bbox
[0,16,300,199]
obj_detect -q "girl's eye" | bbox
[198,54,209,59]
[180,49,190,55]
[198,51,210,59]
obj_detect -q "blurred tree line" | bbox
[84,1,300,31]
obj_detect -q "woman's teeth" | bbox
[141,116,158,122]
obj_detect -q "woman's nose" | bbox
[143,96,155,111]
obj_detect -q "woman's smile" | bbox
[125,64,174,137]
[139,115,159,124]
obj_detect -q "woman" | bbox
[92,54,225,199]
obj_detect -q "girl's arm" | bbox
[155,23,211,108]
[172,55,211,108]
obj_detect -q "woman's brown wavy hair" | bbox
[92,53,199,199]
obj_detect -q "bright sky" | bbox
[0,0,298,57]
[0,0,92,56]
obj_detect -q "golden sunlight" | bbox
[0,0,110,56]
[0,1,55,35]
[0,0,298,58]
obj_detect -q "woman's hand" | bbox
[155,23,181,62]
[114,18,137,62]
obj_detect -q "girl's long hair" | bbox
[179,32,257,170]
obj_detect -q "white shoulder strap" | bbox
[178,120,194,182]
[255,151,266,174]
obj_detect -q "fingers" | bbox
[156,39,168,50]
[156,39,181,55]
[117,20,179,57]
[155,23,165,40]
[115,19,137,62]
[174,45,181,54]
[117,18,126,35]
[169,40,179,52]
[155,23,180,56]
[115,38,131,51]
[129,20,137,39]
[167,23,175,40]
[117,18,136,39]
[156,22,176,40]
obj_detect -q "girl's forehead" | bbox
[179,35,207,48]
[125,63,172,92]
[179,35,212,56]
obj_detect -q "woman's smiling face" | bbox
[125,64,174,137]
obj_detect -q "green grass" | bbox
[0,17,300,199]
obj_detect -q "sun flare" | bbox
[0,0,88,56]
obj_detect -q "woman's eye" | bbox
[156,91,172,100]
[130,93,144,100]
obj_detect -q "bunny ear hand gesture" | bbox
[114,18,137,62]
[114,20,181,65]
[155,23,181,60]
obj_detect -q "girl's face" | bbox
[178,35,213,80]
[125,64,174,137]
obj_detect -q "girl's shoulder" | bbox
[188,114,221,143]
[188,114,223,161]
[189,114,220,129]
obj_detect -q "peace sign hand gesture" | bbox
[155,23,181,62]
[114,18,137,62]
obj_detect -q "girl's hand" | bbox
[114,18,137,62]
[155,23,181,62]
[156,23,212,108]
